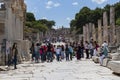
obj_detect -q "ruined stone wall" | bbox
[0,0,30,65]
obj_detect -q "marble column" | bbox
[83,26,86,43]
[103,12,108,43]
[98,19,103,46]
[5,7,14,41]
[110,7,116,46]
[92,24,96,41]
[86,24,89,42]
[88,23,92,40]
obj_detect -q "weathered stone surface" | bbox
[110,7,116,46]
[98,19,103,46]
[88,23,92,40]
[92,24,96,41]
[14,40,30,62]
[0,66,7,71]
[83,26,87,43]
[86,24,89,42]
[108,61,120,74]
[103,11,108,43]
[1,59,120,80]
[111,53,120,61]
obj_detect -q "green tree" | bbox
[26,12,36,21]
[38,19,55,29]
[114,2,120,25]
[116,18,120,26]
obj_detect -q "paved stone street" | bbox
[0,58,120,80]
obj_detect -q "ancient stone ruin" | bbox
[83,6,120,74]
[0,0,30,66]
[83,7,119,49]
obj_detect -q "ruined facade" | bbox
[0,0,30,65]
[0,0,26,42]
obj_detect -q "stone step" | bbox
[108,61,120,74]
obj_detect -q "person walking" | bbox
[65,44,70,61]
[93,41,99,56]
[34,43,40,63]
[84,41,89,59]
[12,43,18,69]
[55,45,61,61]
[61,45,65,59]
[76,44,81,60]
[69,45,73,60]
[80,42,84,58]
[30,43,35,61]
[89,41,94,58]
[47,43,53,62]
[39,46,44,62]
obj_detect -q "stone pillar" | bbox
[86,24,89,42]
[92,24,96,41]
[88,23,92,40]
[12,13,16,40]
[98,19,103,46]
[103,12,108,43]
[36,32,40,42]
[5,6,14,41]
[110,7,116,46]
[83,26,86,43]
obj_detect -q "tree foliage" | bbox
[26,12,36,21]
[38,19,55,29]
[25,12,56,33]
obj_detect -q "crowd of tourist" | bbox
[30,39,109,65]
[7,39,109,70]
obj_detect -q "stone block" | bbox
[111,53,120,61]
[92,56,99,63]
[108,61,120,74]
[109,46,117,53]
[0,66,7,71]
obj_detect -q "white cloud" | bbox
[72,2,79,6]
[92,0,108,4]
[54,3,60,7]
[66,17,71,21]
[47,1,54,6]
[46,1,60,9]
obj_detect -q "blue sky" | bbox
[25,0,120,28]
